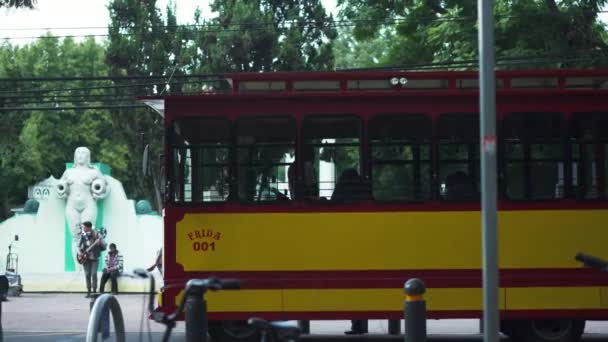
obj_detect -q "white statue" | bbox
[56,147,110,246]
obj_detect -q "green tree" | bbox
[106,0,187,210]
[0,0,35,8]
[193,0,337,72]
[337,0,608,69]
[333,26,394,69]
[0,36,130,220]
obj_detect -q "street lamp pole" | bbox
[478,0,499,341]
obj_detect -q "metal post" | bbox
[0,294,3,342]
[478,1,499,342]
[89,294,109,339]
[298,320,310,334]
[404,278,426,342]
[86,294,125,342]
[388,319,401,335]
[185,288,208,342]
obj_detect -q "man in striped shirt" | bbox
[99,243,123,294]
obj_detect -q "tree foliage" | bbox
[0,37,129,219]
[190,0,337,72]
[4,0,608,219]
[0,0,35,8]
[105,0,189,211]
[337,0,608,69]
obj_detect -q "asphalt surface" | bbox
[3,293,608,341]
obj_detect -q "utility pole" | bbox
[478,1,499,342]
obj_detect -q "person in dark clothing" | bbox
[331,168,368,203]
[78,221,106,298]
[99,243,123,294]
[443,171,478,201]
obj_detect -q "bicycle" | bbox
[134,269,241,342]
[88,269,302,342]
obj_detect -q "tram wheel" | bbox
[500,319,517,338]
[511,319,585,342]
[209,320,260,342]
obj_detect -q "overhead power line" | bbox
[0,74,220,82]
[0,104,147,112]
[0,48,606,107]
[0,78,225,95]
[2,10,608,40]
[2,10,608,32]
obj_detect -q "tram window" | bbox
[437,113,480,202]
[370,115,431,201]
[170,118,231,203]
[236,116,295,202]
[503,112,564,200]
[571,113,608,199]
[302,115,363,201]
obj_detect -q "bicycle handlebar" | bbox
[575,253,608,270]
[186,277,241,291]
[169,276,241,320]
[133,269,242,323]
[132,269,242,342]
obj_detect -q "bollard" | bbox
[388,319,400,335]
[298,320,310,334]
[404,278,426,342]
[185,287,208,342]
[0,293,3,342]
[0,275,7,342]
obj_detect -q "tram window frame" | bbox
[437,113,480,202]
[169,117,232,204]
[502,112,565,201]
[570,112,608,200]
[235,115,296,204]
[301,114,365,203]
[369,114,432,202]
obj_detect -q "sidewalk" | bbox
[2,293,174,333]
[2,293,608,337]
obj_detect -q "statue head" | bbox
[73,147,92,167]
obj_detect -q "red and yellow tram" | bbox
[148,69,608,342]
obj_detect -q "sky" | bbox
[1,0,606,46]
[0,0,338,45]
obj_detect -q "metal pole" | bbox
[0,295,3,342]
[388,319,401,335]
[298,320,310,334]
[86,294,126,342]
[185,288,207,342]
[478,1,499,342]
[404,278,426,342]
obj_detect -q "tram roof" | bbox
[140,69,608,117]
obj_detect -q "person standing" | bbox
[78,221,106,298]
[100,243,123,294]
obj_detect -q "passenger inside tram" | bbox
[443,171,478,201]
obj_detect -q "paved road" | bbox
[3,293,608,341]
[6,332,608,342]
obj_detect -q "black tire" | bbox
[511,319,585,342]
[208,320,259,342]
[500,319,517,338]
